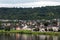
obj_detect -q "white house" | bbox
[52,26,59,32]
[22,24,31,30]
[39,28,45,32]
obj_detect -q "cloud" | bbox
[0,0,60,4]
[0,1,60,8]
[0,0,38,4]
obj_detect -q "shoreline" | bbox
[0,30,60,35]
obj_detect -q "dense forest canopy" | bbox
[0,6,60,20]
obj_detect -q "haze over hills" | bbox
[0,6,60,20]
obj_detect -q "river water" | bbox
[0,33,60,40]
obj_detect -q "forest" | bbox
[0,6,60,20]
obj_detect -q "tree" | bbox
[5,26,10,31]
[44,22,50,26]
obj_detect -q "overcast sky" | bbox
[0,0,60,7]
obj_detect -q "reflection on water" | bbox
[0,33,60,40]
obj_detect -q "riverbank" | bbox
[0,30,60,35]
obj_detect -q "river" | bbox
[0,33,60,40]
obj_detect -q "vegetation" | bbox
[0,30,60,35]
[33,28,40,31]
[0,6,60,20]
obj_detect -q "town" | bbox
[0,19,60,32]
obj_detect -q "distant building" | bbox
[52,26,59,32]
[16,26,20,30]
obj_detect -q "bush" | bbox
[33,28,40,31]
[5,27,10,31]
[49,28,53,31]
[45,29,47,31]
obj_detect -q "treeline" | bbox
[0,6,60,20]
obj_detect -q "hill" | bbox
[0,6,60,20]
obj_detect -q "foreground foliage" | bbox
[0,30,60,35]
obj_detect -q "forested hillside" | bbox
[0,6,60,20]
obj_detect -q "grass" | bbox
[0,30,60,35]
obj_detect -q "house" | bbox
[22,24,31,30]
[1,23,11,26]
[52,26,59,32]
[16,26,20,30]
[22,24,28,29]
[39,28,45,32]
[47,26,52,31]
[47,26,59,32]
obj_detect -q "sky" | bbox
[0,0,60,7]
